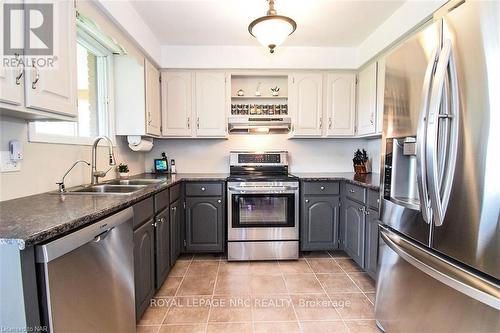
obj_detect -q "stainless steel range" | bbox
[227,151,299,261]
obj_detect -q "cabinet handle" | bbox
[329,117,332,129]
[31,70,39,89]
[217,199,221,203]
[197,117,200,129]
[15,71,23,85]
[349,189,355,193]
[365,210,370,215]
[187,117,190,129]
[305,199,309,203]
[358,207,364,212]
[370,112,374,125]
[172,207,177,212]
[201,187,206,191]
[320,186,325,190]
[148,112,152,125]
[319,117,323,129]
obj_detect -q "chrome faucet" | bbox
[91,136,116,185]
[56,160,90,193]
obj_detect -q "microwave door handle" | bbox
[417,47,439,224]
[426,39,460,227]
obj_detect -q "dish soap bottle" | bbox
[170,159,176,174]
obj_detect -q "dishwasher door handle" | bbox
[36,207,133,263]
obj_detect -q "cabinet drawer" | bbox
[345,183,365,203]
[367,189,380,211]
[186,182,223,196]
[303,182,339,195]
[154,189,169,214]
[169,184,181,203]
[133,197,154,228]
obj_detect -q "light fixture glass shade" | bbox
[249,16,295,52]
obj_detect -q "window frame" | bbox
[28,30,116,146]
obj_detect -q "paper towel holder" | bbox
[127,136,153,152]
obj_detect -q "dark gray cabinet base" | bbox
[185,197,224,252]
[364,208,379,280]
[155,207,170,290]
[301,195,340,251]
[133,220,155,321]
[343,198,365,267]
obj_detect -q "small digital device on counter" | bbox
[154,152,169,173]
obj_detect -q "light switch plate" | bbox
[0,151,21,172]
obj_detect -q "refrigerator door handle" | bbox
[416,47,439,224]
[379,226,500,310]
[425,39,460,226]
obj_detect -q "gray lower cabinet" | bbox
[343,198,365,267]
[170,199,182,264]
[364,208,379,280]
[185,197,224,252]
[301,195,340,251]
[133,219,155,321]
[154,207,170,290]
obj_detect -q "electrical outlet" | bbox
[0,151,21,172]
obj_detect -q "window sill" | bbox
[28,131,117,147]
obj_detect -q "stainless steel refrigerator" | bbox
[376,0,500,331]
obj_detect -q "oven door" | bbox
[227,182,299,241]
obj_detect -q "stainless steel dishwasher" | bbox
[36,207,135,333]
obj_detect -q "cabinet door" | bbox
[155,208,170,290]
[364,208,379,280]
[185,197,224,252]
[301,196,339,251]
[24,0,77,117]
[134,220,155,320]
[289,73,323,136]
[356,62,377,136]
[195,72,227,137]
[169,200,182,264]
[145,59,161,136]
[161,71,193,137]
[343,199,365,267]
[325,73,356,136]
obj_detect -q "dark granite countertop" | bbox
[292,172,381,191]
[0,173,228,250]
[0,172,378,250]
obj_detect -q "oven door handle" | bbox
[228,186,298,193]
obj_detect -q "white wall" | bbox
[0,116,145,201]
[145,135,381,174]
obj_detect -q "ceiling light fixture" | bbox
[248,0,297,54]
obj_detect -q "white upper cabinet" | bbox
[376,59,385,134]
[325,73,356,136]
[195,72,227,137]
[289,72,323,136]
[161,71,193,137]
[356,62,378,136]
[0,59,23,107]
[145,59,161,136]
[24,0,77,117]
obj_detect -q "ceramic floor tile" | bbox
[138,298,172,326]
[328,250,350,258]
[163,297,211,324]
[335,258,364,272]
[158,324,206,333]
[306,258,344,273]
[250,261,282,275]
[344,320,380,333]
[290,294,341,321]
[214,274,252,295]
[252,296,296,322]
[316,273,361,293]
[329,293,375,320]
[186,261,219,277]
[253,321,301,333]
[136,325,160,333]
[206,322,252,333]
[348,273,376,293]
[365,292,376,304]
[300,320,349,333]
[278,260,313,273]
[193,253,222,261]
[157,277,183,296]
[250,275,288,294]
[168,261,191,277]
[177,253,194,261]
[218,261,252,276]
[283,274,324,293]
[208,296,252,322]
[177,275,216,296]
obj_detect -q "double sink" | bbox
[58,179,164,195]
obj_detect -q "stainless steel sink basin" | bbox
[56,184,148,195]
[105,179,164,186]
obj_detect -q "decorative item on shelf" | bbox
[237,89,245,96]
[255,82,262,96]
[248,0,297,53]
[353,149,372,174]
[231,103,287,115]
[117,163,129,178]
[270,86,280,96]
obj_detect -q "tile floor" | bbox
[137,251,378,333]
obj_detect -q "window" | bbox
[29,30,113,145]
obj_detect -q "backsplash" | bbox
[145,135,381,174]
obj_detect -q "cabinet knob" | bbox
[366,210,370,215]
[217,199,221,203]
[172,207,177,211]
[201,187,206,191]
[305,199,309,203]
[349,189,355,193]
[320,186,325,190]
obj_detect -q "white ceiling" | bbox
[131,0,405,47]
